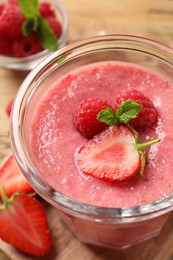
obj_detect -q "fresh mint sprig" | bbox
[97,100,142,125]
[18,0,58,51]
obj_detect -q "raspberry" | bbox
[8,0,18,5]
[0,4,5,15]
[0,28,12,55]
[12,34,43,58]
[115,89,158,131]
[39,2,56,18]
[47,17,62,38]
[0,4,25,40]
[74,98,110,139]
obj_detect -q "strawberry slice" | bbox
[6,97,14,117]
[0,190,51,256]
[75,125,141,182]
[0,155,33,198]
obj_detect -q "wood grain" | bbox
[1,0,173,259]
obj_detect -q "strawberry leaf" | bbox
[116,100,142,124]
[36,17,58,51]
[97,108,119,125]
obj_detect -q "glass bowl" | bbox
[10,34,173,249]
[0,0,69,71]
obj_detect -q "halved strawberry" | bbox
[0,155,33,198]
[0,190,51,256]
[75,125,141,182]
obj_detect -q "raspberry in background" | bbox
[12,33,43,57]
[47,17,62,38]
[8,0,18,4]
[0,1,62,57]
[0,4,26,40]
[0,4,5,15]
[39,1,56,18]
[74,98,110,139]
[0,28,11,55]
[114,89,158,131]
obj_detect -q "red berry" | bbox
[115,89,158,131]
[0,4,25,40]
[75,125,141,182]
[47,17,62,38]
[74,98,110,139]
[0,4,5,15]
[0,28,12,55]
[12,34,43,57]
[6,97,14,116]
[39,1,56,18]
[8,0,18,5]
[0,155,33,199]
[0,192,51,256]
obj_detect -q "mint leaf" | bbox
[19,0,59,52]
[22,18,38,36]
[18,0,39,18]
[97,108,119,125]
[116,100,142,124]
[36,17,58,51]
[97,100,142,126]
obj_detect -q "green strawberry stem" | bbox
[137,137,160,178]
[138,150,146,178]
[126,122,160,151]
[0,187,18,210]
[97,102,161,178]
[0,187,9,209]
[126,123,160,177]
[137,138,160,150]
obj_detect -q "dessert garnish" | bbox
[74,98,110,139]
[74,90,160,182]
[114,89,158,131]
[0,187,51,256]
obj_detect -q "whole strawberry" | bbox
[0,188,51,256]
[74,98,110,139]
[114,89,158,131]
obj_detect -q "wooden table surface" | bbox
[1,0,173,259]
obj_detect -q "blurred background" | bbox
[62,0,173,46]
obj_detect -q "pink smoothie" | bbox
[30,61,173,208]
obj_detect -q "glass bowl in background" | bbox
[10,35,173,249]
[0,0,69,71]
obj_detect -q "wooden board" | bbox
[1,0,173,259]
